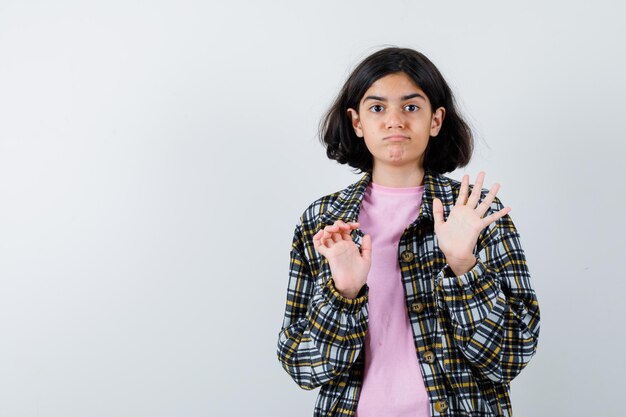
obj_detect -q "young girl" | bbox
[277,47,540,417]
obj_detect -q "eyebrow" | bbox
[363,93,426,102]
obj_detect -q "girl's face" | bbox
[347,72,445,173]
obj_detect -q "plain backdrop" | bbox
[1,1,625,416]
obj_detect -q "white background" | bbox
[1,1,624,416]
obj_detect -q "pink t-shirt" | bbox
[355,181,430,417]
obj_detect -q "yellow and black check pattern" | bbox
[277,169,540,416]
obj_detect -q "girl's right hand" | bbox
[312,220,372,299]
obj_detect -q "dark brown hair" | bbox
[319,47,473,174]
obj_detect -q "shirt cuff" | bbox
[436,258,488,295]
[320,278,369,313]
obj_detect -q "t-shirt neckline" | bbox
[369,181,424,194]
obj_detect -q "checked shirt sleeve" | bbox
[276,220,369,390]
[434,197,540,384]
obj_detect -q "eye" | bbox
[369,104,384,113]
[404,104,420,112]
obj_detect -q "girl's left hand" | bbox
[432,171,511,276]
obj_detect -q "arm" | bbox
[276,220,369,390]
[434,198,540,384]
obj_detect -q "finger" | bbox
[313,230,326,253]
[333,220,357,238]
[338,221,358,241]
[313,230,321,246]
[475,183,500,217]
[334,220,347,229]
[455,174,470,206]
[324,224,339,235]
[336,221,352,234]
[321,226,333,246]
[432,197,445,227]
[324,228,345,246]
[322,229,335,246]
[467,171,486,208]
[340,227,353,240]
[320,230,330,246]
[339,220,359,234]
[335,219,354,229]
[343,220,358,229]
[324,224,339,233]
[347,222,360,235]
[360,233,372,263]
[481,206,511,228]
[327,223,350,238]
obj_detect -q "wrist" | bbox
[447,257,478,276]
[333,282,364,299]
[336,287,361,299]
[323,279,369,312]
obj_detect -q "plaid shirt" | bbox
[277,169,540,417]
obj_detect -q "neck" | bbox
[371,164,425,187]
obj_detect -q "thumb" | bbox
[432,197,444,227]
[360,233,372,263]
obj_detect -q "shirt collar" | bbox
[318,169,456,227]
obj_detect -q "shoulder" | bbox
[299,188,344,229]
[296,174,363,231]
[289,185,347,258]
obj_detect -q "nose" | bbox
[385,108,405,129]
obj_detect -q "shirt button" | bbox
[423,350,435,364]
[400,250,414,262]
[434,399,448,413]
[410,302,424,313]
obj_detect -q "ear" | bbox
[347,108,364,138]
[430,107,446,137]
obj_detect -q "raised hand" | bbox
[432,171,512,276]
[312,220,372,299]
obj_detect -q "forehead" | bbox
[362,72,424,99]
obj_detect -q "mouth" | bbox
[384,135,410,142]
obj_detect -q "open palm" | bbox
[433,171,511,274]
